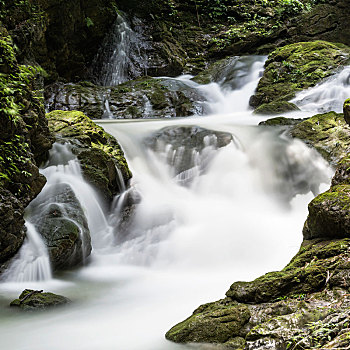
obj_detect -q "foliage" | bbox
[0,32,45,194]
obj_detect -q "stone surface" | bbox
[250,41,350,112]
[344,98,350,126]
[29,183,92,270]
[46,110,131,202]
[0,27,53,267]
[10,289,70,311]
[290,112,350,165]
[45,77,205,119]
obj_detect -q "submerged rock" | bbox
[10,289,70,311]
[250,41,350,113]
[145,126,233,183]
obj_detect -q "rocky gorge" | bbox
[0,1,350,350]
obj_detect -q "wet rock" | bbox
[45,77,204,120]
[250,41,350,112]
[0,28,53,268]
[259,117,306,127]
[10,289,70,311]
[29,183,91,270]
[254,101,300,115]
[290,111,350,165]
[145,126,233,183]
[46,110,131,202]
[344,98,350,126]
[303,185,350,240]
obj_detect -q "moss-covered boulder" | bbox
[303,185,350,241]
[259,117,306,127]
[290,111,350,164]
[46,110,131,202]
[28,183,92,270]
[344,98,350,126]
[166,302,250,344]
[250,41,350,112]
[254,101,300,115]
[45,77,203,119]
[10,289,70,311]
[0,28,53,267]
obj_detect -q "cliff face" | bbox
[2,0,119,82]
[0,27,53,266]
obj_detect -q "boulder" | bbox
[28,183,92,270]
[145,126,233,183]
[10,289,70,311]
[290,111,350,164]
[46,110,132,202]
[250,41,350,112]
[344,98,350,125]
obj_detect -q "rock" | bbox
[250,41,350,111]
[166,238,350,348]
[259,117,306,127]
[145,126,233,183]
[166,301,250,344]
[332,156,350,186]
[303,185,350,240]
[290,111,350,164]
[45,77,205,120]
[28,183,92,270]
[344,98,350,125]
[46,110,131,202]
[254,101,300,115]
[10,289,70,311]
[0,28,53,267]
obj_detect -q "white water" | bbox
[291,65,350,113]
[93,13,148,86]
[0,57,338,350]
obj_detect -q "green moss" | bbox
[46,110,132,182]
[291,111,350,164]
[254,101,300,115]
[166,302,250,344]
[10,289,70,311]
[251,41,350,109]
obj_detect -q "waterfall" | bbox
[91,13,149,86]
[3,222,52,282]
[291,65,350,113]
[0,56,336,350]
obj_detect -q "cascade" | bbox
[91,13,149,87]
[291,65,350,113]
[3,222,52,282]
[0,56,344,350]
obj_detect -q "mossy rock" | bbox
[166,301,250,344]
[332,155,350,186]
[250,41,350,110]
[259,117,306,127]
[254,101,300,115]
[46,110,131,201]
[10,289,70,311]
[303,185,350,240]
[290,111,350,164]
[344,98,350,125]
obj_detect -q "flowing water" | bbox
[0,57,341,350]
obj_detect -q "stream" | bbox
[1,14,349,350]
